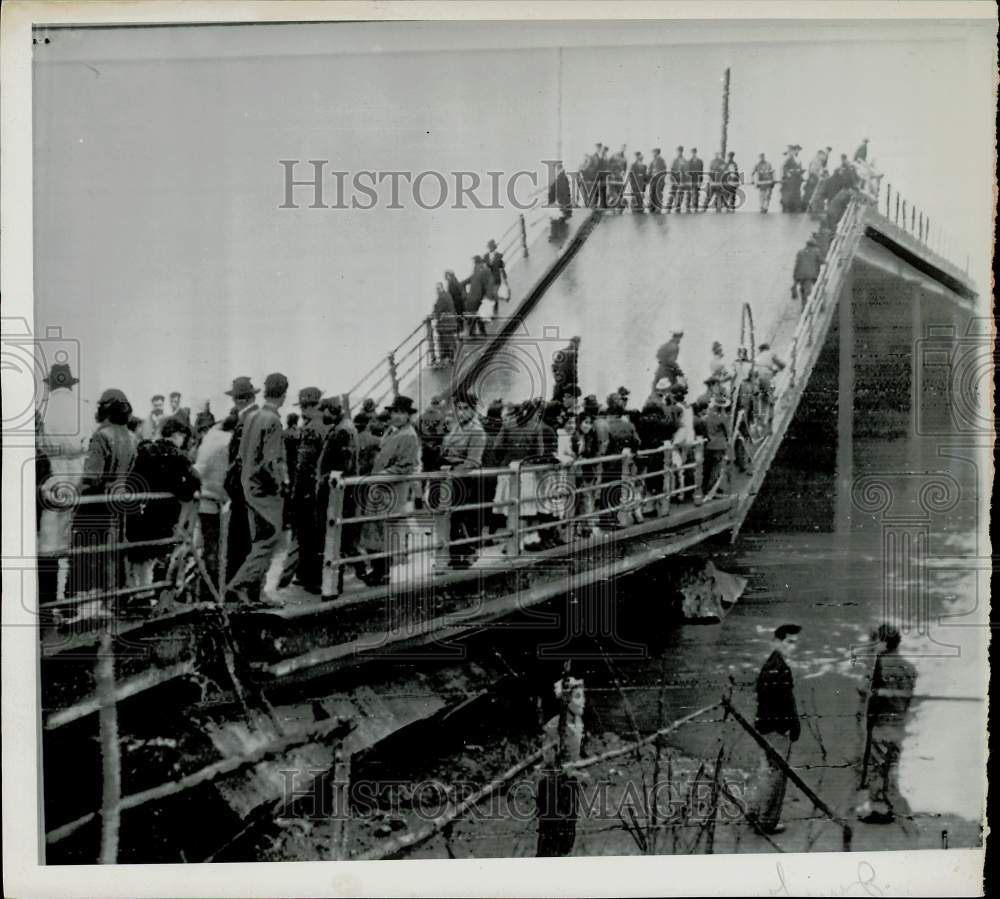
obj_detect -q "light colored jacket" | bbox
[194,424,233,512]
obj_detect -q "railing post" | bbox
[901,199,907,231]
[504,467,522,556]
[918,211,923,243]
[424,315,437,367]
[321,473,346,598]
[432,473,452,573]
[911,205,916,233]
[789,337,797,389]
[894,193,900,224]
[519,213,529,259]
[658,442,672,517]
[885,183,891,218]
[387,351,400,399]
[693,439,705,506]
[617,455,631,527]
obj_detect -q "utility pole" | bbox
[721,67,731,157]
[556,47,563,162]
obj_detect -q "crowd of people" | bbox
[36,319,791,615]
[36,137,874,616]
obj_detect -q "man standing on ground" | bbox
[751,623,802,835]
[666,146,687,212]
[703,151,725,212]
[752,153,776,213]
[792,238,823,310]
[227,373,288,607]
[857,624,917,825]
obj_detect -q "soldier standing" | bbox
[703,150,725,212]
[628,151,648,212]
[648,147,666,213]
[751,153,776,213]
[287,387,327,594]
[857,624,917,825]
[686,147,704,212]
[666,146,687,212]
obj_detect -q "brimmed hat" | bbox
[389,394,417,415]
[43,362,79,389]
[672,330,684,338]
[296,386,322,406]
[225,376,259,399]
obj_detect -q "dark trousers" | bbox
[199,511,222,588]
[293,498,324,589]
[225,494,251,585]
[703,448,727,495]
[687,181,700,210]
[666,182,684,210]
[449,475,483,567]
[795,279,815,310]
[536,772,579,857]
[229,495,283,599]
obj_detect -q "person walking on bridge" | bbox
[792,238,823,310]
[444,269,466,335]
[463,256,490,338]
[665,146,688,213]
[750,624,802,835]
[686,148,704,212]
[751,153,776,213]
[648,148,666,213]
[853,137,869,163]
[433,283,458,365]
[754,343,786,433]
[652,330,685,391]
[227,372,289,608]
[780,145,804,213]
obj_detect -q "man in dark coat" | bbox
[445,270,466,334]
[686,148,704,212]
[751,623,802,834]
[824,186,854,234]
[648,148,666,213]
[317,395,362,595]
[284,387,326,593]
[439,390,488,569]
[666,146,687,212]
[853,138,869,162]
[222,376,259,584]
[227,373,289,607]
[628,152,648,212]
[547,161,573,219]
[780,146,804,213]
[703,151,725,212]
[551,336,581,401]
[702,396,731,495]
[792,239,824,309]
[463,256,490,337]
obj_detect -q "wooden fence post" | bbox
[894,194,900,224]
[321,475,346,599]
[693,440,705,506]
[519,214,529,259]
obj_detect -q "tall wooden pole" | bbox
[556,47,563,163]
[721,68,731,157]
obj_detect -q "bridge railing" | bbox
[316,436,716,597]
[344,181,570,413]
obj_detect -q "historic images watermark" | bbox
[277,160,750,212]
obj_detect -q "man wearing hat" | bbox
[751,152,777,213]
[280,387,326,594]
[665,146,688,213]
[686,147,704,212]
[648,147,666,212]
[854,137,869,163]
[780,145,804,213]
[750,624,802,834]
[439,390,487,570]
[222,377,260,582]
[316,395,363,594]
[359,395,420,587]
[702,394,731,496]
[229,374,289,607]
[37,362,91,603]
[702,151,725,212]
[652,330,685,391]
